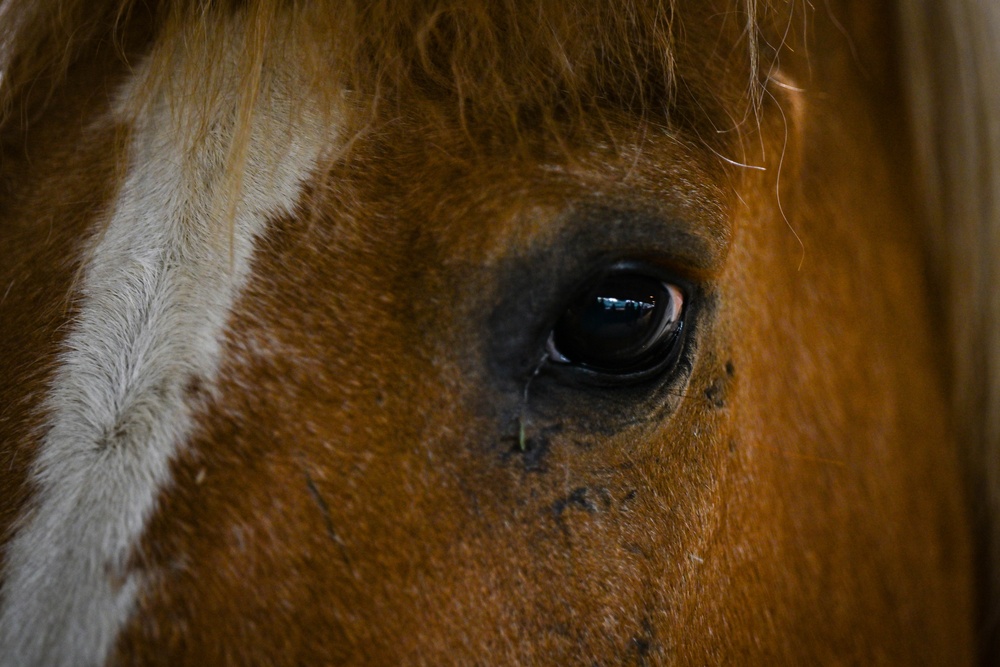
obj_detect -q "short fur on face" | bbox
[0,0,989,663]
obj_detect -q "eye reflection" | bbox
[548,272,685,375]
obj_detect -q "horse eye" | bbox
[547,272,685,376]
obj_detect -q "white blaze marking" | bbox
[0,53,332,665]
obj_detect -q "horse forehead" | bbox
[306,134,734,281]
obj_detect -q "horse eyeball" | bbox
[547,273,685,375]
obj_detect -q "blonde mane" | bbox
[0,0,780,145]
[0,0,784,261]
[899,0,1000,656]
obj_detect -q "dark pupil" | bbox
[553,274,676,371]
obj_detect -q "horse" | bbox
[0,0,995,663]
